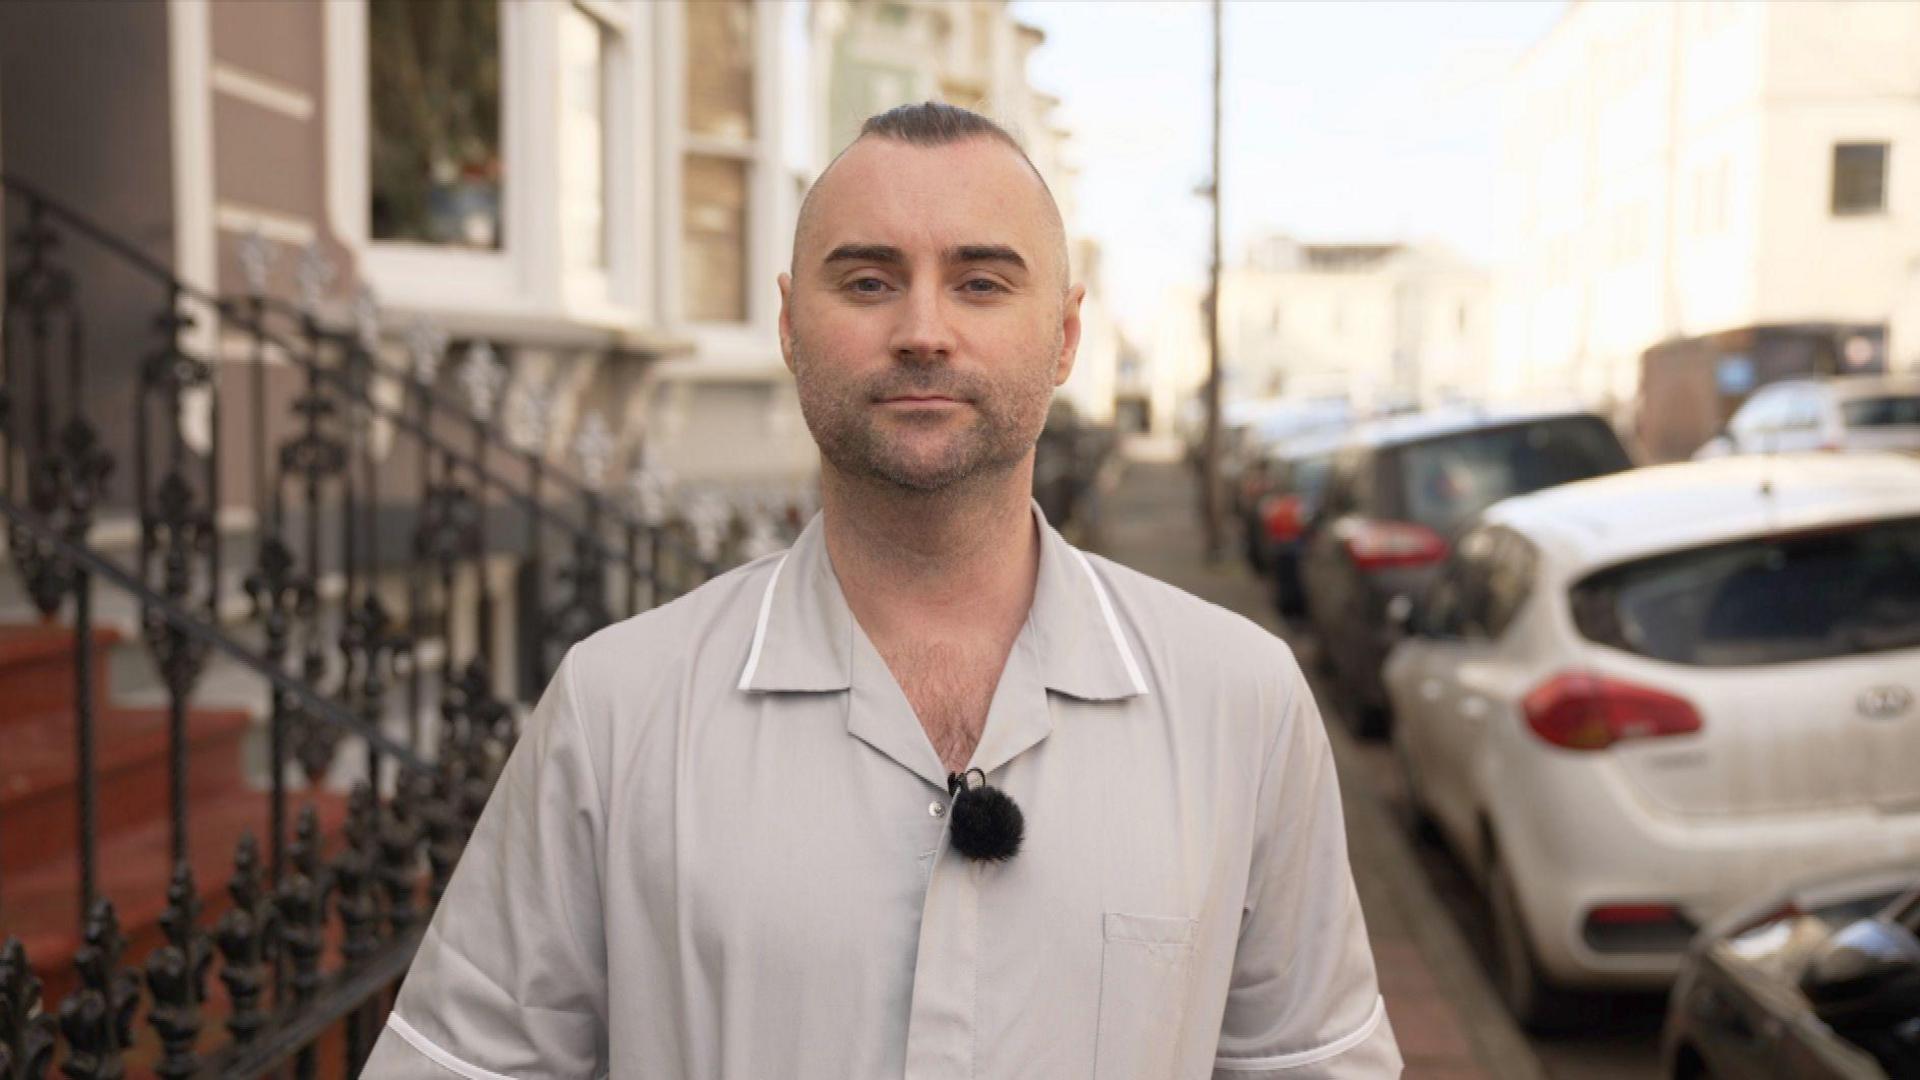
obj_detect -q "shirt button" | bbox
[928,801,946,818]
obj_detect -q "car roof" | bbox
[1757,373,1920,400]
[1343,405,1607,450]
[1487,453,1920,571]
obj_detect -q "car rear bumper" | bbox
[1488,756,1920,989]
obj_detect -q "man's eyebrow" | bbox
[818,243,1029,273]
[822,244,904,265]
[949,244,1027,271]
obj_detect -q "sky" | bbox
[1012,0,1566,339]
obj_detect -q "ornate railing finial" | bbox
[574,412,615,491]
[353,285,381,353]
[459,341,505,423]
[236,229,274,296]
[406,320,448,386]
[295,241,335,314]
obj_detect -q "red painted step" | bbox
[5,783,350,1003]
[1,704,254,874]
[0,621,120,721]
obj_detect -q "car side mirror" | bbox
[1799,916,1920,1029]
[1386,594,1418,639]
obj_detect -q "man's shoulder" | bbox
[564,549,784,689]
[1077,549,1298,679]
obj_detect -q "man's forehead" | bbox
[797,136,1057,265]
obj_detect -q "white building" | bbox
[1495,0,1920,416]
[1224,236,1491,413]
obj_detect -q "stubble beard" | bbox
[790,333,1060,495]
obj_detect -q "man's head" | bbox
[779,102,1084,495]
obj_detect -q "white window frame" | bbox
[325,0,656,334]
[657,0,788,361]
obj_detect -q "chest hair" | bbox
[878,636,1007,774]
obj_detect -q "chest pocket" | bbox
[1094,912,1197,1080]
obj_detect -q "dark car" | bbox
[1297,408,1633,736]
[1664,863,1920,1080]
[1248,430,1344,618]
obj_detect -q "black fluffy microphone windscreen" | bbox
[946,768,1024,862]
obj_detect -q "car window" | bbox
[1781,390,1822,432]
[1570,516,1920,665]
[1321,449,1366,517]
[1842,394,1920,429]
[1732,389,1784,434]
[1482,529,1539,638]
[1395,419,1631,535]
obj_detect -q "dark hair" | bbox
[860,101,1025,152]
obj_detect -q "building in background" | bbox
[812,0,1121,425]
[1494,0,1920,429]
[1224,234,1490,413]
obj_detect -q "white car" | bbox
[1695,374,1920,459]
[1382,453,1920,1030]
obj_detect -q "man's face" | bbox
[779,136,1084,493]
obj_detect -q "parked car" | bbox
[1382,453,1920,1030]
[1034,398,1115,530]
[1227,398,1351,534]
[1247,429,1345,617]
[1663,862,1920,1079]
[1695,374,1920,459]
[1299,408,1633,735]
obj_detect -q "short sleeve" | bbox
[1213,648,1403,1079]
[365,651,608,1079]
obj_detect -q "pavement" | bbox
[1085,449,1549,1080]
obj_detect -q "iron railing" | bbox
[0,174,801,1078]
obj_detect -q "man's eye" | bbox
[846,277,890,295]
[961,278,1006,294]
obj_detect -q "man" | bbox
[365,103,1401,1079]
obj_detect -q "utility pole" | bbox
[1200,0,1225,561]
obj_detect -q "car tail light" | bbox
[1523,672,1703,751]
[1339,519,1448,571]
[1582,902,1696,953]
[1260,494,1305,543]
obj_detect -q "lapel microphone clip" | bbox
[946,768,1024,862]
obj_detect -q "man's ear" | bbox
[1054,283,1086,388]
[777,273,796,372]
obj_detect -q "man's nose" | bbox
[888,283,956,364]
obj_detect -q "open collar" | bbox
[737,502,1149,703]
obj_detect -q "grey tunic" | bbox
[364,506,1402,1078]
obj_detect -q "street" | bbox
[1091,451,1662,1080]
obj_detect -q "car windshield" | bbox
[1570,517,1920,666]
[1290,455,1333,504]
[1842,394,1920,429]
[1396,418,1630,533]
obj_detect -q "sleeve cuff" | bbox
[1212,995,1402,1078]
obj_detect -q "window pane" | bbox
[686,0,755,140]
[1832,143,1888,216]
[560,4,608,271]
[1395,419,1632,534]
[683,155,749,322]
[1570,517,1920,666]
[369,0,503,249]
[1842,395,1920,429]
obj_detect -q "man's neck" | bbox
[819,462,1040,650]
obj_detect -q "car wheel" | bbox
[1486,848,1577,1033]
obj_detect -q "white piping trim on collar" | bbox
[1212,994,1388,1071]
[736,554,788,691]
[384,1012,517,1080]
[1068,548,1148,696]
